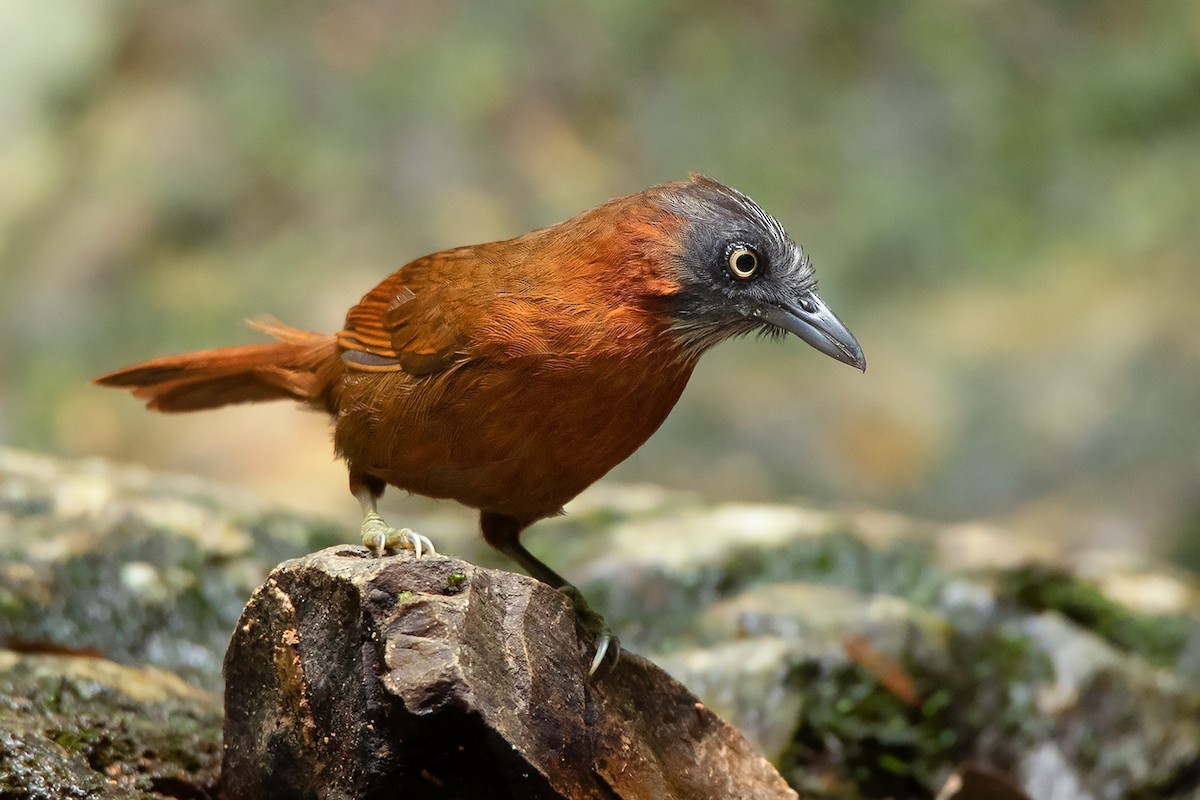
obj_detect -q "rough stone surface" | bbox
[0,446,351,692]
[0,648,222,799]
[5,447,1200,798]
[221,546,797,800]
[548,491,1200,799]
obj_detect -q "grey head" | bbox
[660,175,865,371]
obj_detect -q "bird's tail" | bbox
[94,319,340,413]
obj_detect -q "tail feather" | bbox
[95,319,340,413]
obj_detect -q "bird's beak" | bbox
[753,291,866,371]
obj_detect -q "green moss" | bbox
[446,571,467,592]
[48,727,102,754]
[578,531,957,658]
[1002,565,1192,666]
[12,699,222,798]
[0,505,350,692]
[783,616,1052,798]
[716,531,946,604]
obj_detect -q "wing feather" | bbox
[336,250,480,376]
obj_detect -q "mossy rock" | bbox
[0,650,221,799]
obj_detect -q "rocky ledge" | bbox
[221,546,794,799]
[2,446,1199,799]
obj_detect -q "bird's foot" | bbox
[360,511,437,559]
[558,584,619,676]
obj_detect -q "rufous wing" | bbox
[337,251,479,376]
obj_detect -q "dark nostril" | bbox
[798,296,818,314]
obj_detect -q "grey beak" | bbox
[753,291,866,371]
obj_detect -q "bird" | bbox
[96,175,865,671]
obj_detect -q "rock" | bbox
[5,447,1200,798]
[534,491,1200,798]
[221,546,797,800]
[0,648,222,799]
[0,446,355,691]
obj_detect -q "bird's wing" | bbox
[337,250,482,376]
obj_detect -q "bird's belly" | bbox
[334,359,693,521]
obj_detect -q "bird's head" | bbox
[654,175,865,371]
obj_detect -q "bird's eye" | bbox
[727,246,759,280]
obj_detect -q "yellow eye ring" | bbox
[728,246,759,279]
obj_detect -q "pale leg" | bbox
[356,487,437,558]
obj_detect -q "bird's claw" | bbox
[558,584,619,676]
[361,513,437,559]
[589,631,615,676]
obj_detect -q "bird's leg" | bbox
[481,512,616,675]
[354,485,437,559]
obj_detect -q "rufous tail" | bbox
[94,319,340,413]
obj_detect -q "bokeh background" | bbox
[2,1,1198,565]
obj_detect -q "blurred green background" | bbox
[2,1,1198,563]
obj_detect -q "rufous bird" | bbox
[96,175,865,671]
